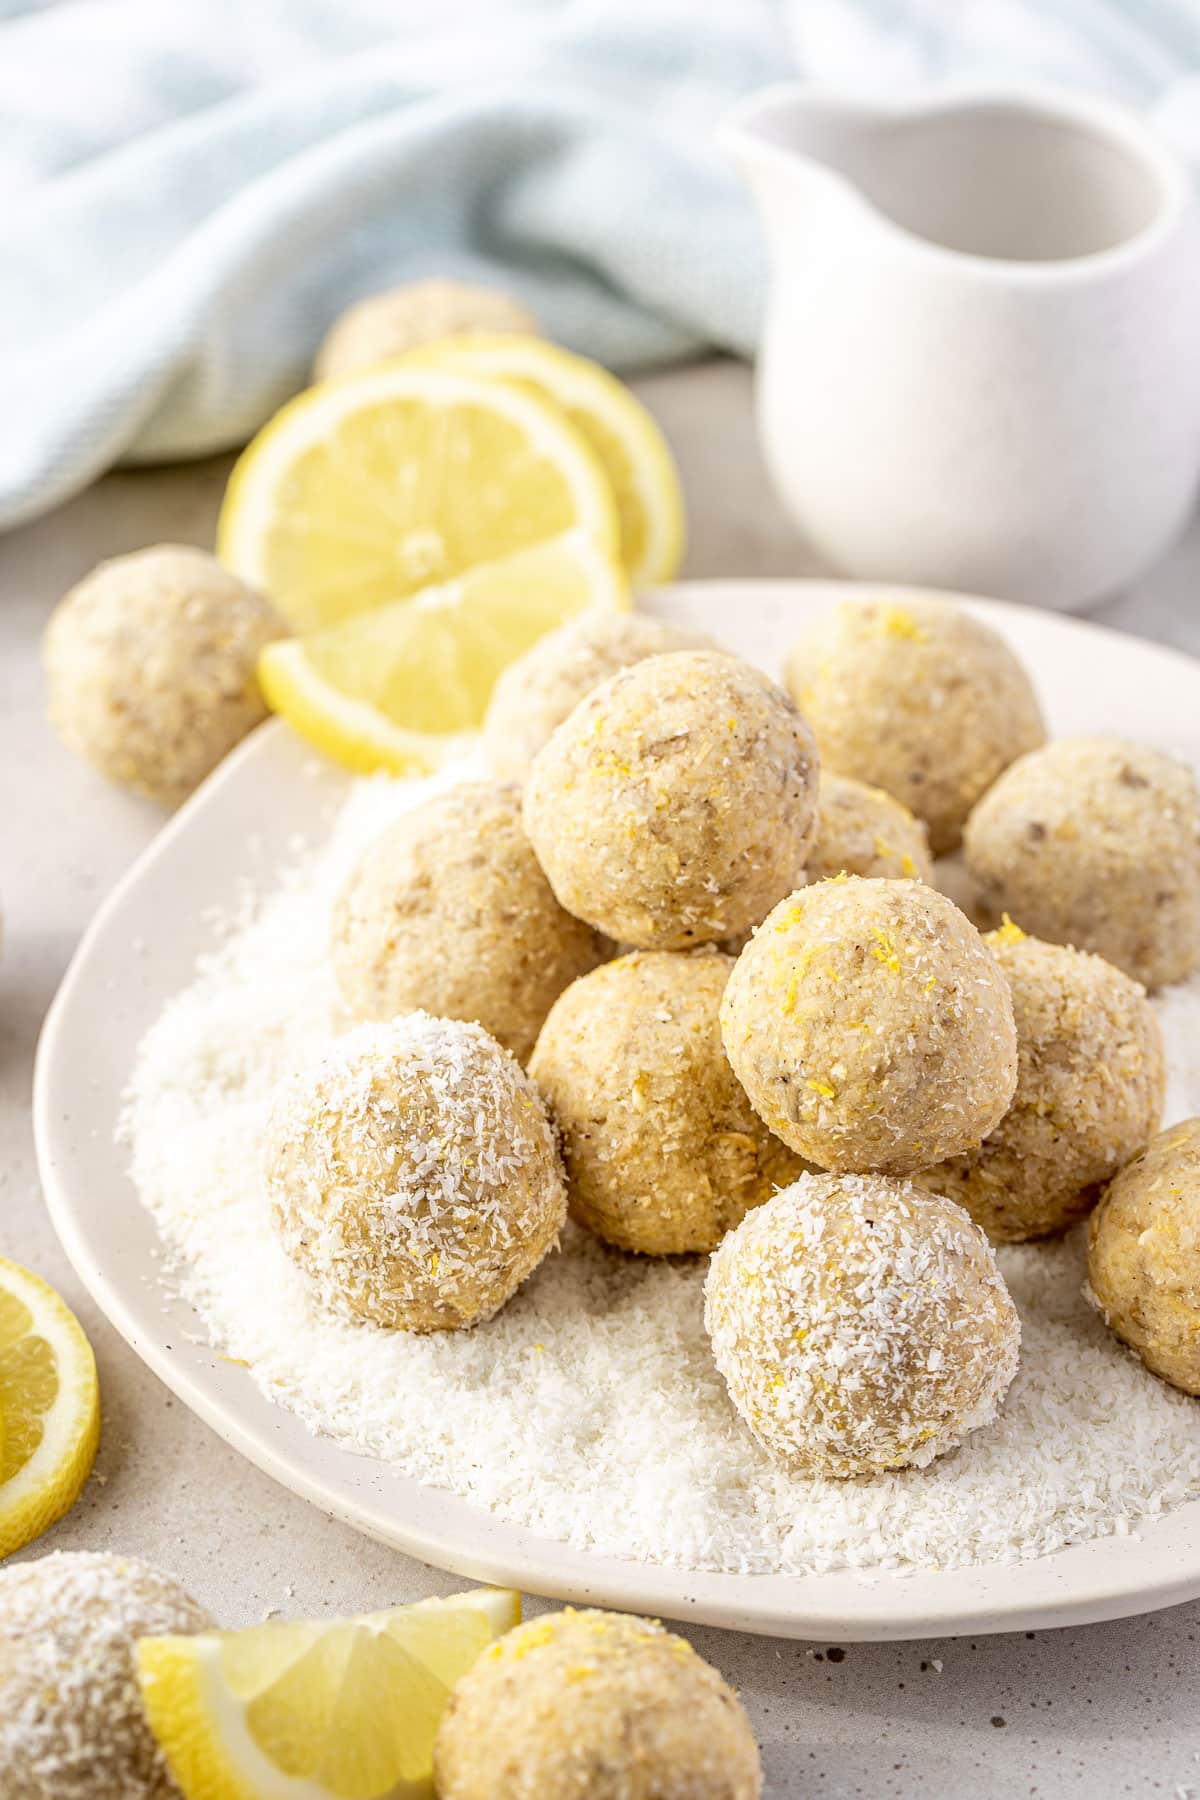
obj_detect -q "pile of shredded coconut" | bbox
[121,766,1200,1579]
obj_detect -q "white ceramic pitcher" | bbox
[722,84,1200,609]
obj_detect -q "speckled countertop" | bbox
[3,358,1200,1799]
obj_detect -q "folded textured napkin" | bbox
[1,0,1196,528]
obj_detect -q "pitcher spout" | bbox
[719,83,887,248]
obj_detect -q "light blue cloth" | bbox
[1,0,1198,529]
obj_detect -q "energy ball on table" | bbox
[721,878,1017,1175]
[434,1607,762,1800]
[0,1550,211,1800]
[1086,1116,1200,1394]
[964,736,1200,990]
[529,950,807,1255]
[313,278,538,381]
[918,925,1166,1242]
[785,596,1044,854]
[807,772,933,885]
[264,1014,565,1331]
[524,651,819,950]
[43,545,284,808]
[331,781,607,1063]
[705,1173,1020,1478]
[483,611,713,783]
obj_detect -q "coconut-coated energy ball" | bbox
[43,545,284,807]
[918,925,1166,1242]
[0,1551,211,1800]
[964,736,1200,990]
[524,651,820,950]
[264,1013,566,1331]
[706,1173,1019,1477]
[529,950,807,1255]
[484,611,714,783]
[785,596,1045,854]
[721,878,1017,1175]
[313,278,538,381]
[434,1608,762,1800]
[331,781,607,1062]
[807,772,933,885]
[1086,1117,1200,1394]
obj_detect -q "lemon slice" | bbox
[218,364,619,634]
[0,1258,100,1557]
[137,1586,520,1800]
[409,335,685,585]
[257,531,628,774]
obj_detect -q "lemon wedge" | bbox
[218,364,619,634]
[0,1258,100,1557]
[409,335,685,585]
[257,531,627,774]
[137,1586,520,1800]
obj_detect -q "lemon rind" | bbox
[0,1257,100,1559]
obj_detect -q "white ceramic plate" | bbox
[34,580,1200,1641]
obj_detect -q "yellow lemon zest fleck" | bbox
[876,605,927,642]
[869,926,902,974]
[806,1078,836,1100]
[989,912,1027,947]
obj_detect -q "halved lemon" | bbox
[137,1586,520,1800]
[257,531,628,774]
[218,364,619,634]
[0,1258,100,1557]
[409,335,685,585]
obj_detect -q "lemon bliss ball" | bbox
[483,611,714,783]
[785,596,1045,854]
[331,781,608,1063]
[312,277,538,381]
[263,1014,566,1331]
[523,650,819,950]
[1086,1117,1200,1394]
[918,926,1166,1242]
[529,950,807,1255]
[43,545,285,808]
[964,736,1200,991]
[806,772,933,885]
[721,878,1017,1175]
[0,1551,211,1800]
[705,1173,1020,1478]
[434,1608,762,1800]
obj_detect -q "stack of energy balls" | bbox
[266,593,1200,1492]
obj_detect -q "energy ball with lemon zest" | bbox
[264,1013,566,1331]
[807,772,933,885]
[705,1173,1020,1478]
[785,596,1045,854]
[529,949,808,1255]
[434,1607,762,1800]
[312,278,538,380]
[484,611,714,783]
[331,781,607,1062]
[524,650,819,950]
[0,1551,211,1800]
[1086,1117,1200,1394]
[43,545,284,808]
[721,877,1017,1175]
[964,736,1200,991]
[918,924,1166,1242]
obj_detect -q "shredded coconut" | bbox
[121,768,1200,1579]
[0,1551,211,1799]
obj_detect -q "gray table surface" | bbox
[2,359,1199,1799]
